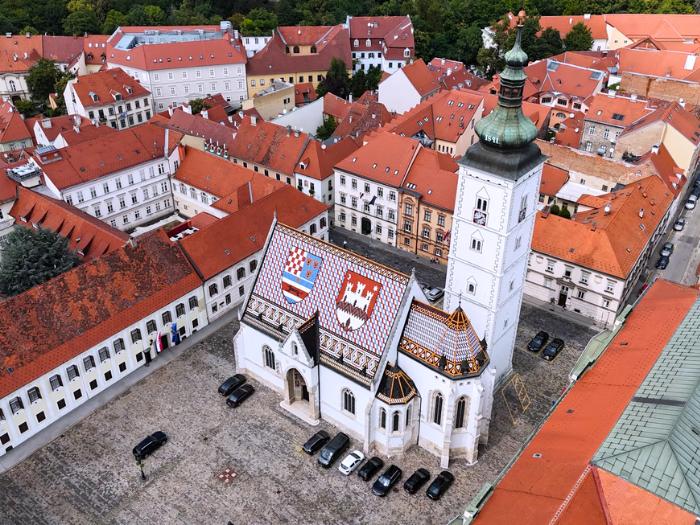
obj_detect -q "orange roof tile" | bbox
[0,170,17,203]
[398,59,441,97]
[180,185,328,279]
[151,107,237,149]
[536,14,608,40]
[520,59,605,101]
[540,164,569,196]
[617,47,700,80]
[348,16,414,52]
[533,176,673,278]
[323,93,351,120]
[296,138,359,181]
[278,25,335,46]
[473,280,700,525]
[30,114,92,142]
[41,35,84,64]
[294,82,318,106]
[38,123,182,190]
[70,67,150,108]
[585,93,655,127]
[55,123,117,146]
[10,186,128,261]
[553,111,585,148]
[606,14,700,43]
[402,148,458,212]
[0,35,42,73]
[0,229,201,400]
[0,101,31,144]
[332,99,392,139]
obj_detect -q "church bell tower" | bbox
[444,26,545,381]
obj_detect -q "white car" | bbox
[685,195,697,210]
[338,450,365,475]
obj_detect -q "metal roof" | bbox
[593,296,700,514]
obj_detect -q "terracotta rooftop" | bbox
[37,123,183,190]
[294,82,318,106]
[30,114,92,142]
[332,99,392,139]
[401,147,458,212]
[0,229,201,400]
[247,25,350,76]
[427,59,489,91]
[151,108,237,149]
[533,175,673,279]
[472,279,700,525]
[323,93,351,120]
[585,93,655,127]
[347,16,414,51]
[180,185,328,280]
[10,186,128,261]
[520,59,606,101]
[0,169,17,203]
[295,138,360,181]
[396,59,441,97]
[616,47,700,81]
[0,101,31,144]
[540,164,569,197]
[70,67,150,109]
[55,123,118,146]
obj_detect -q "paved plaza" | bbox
[0,302,596,525]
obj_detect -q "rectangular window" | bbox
[28,387,41,403]
[50,375,63,390]
[98,347,110,362]
[83,355,95,371]
[67,365,79,381]
[162,311,172,324]
[189,296,199,309]
[546,260,555,273]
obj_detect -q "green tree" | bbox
[549,203,561,216]
[534,27,564,59]
[365,65,382,91]
[189,98,208,114]
[564,22,593,51]
[0,227,80,297]
[63,8,99,35]
[315,116,337,140]
[316,58,350,99]
[240,7,278,35]
[143,4,166,25]
[52,71,74,114]
[19,25,39,35]
[559,207,572,219]
[102,9,127,34]
[26,59,61,102]
[349,69,366,99]
[14,99,38,118]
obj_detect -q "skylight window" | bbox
[612,113,625,121]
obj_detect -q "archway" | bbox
[286,368,309,405]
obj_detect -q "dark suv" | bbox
[372,465,402,496]
[133,431,167,460]
[318,432,350,468]
[303,430,330,455]
[218,374,246,396]
[527,331,549,352]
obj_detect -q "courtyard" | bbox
[0,304,597,525]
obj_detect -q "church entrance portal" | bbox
[361,217,372,236]
[287,368,309,404]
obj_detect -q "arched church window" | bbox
[293,46,300,54]
[392,411,400,432]
[406,406,411,426]
[379,408,386,428]
[455,397,468,429]
[292,342,298,355]
[433,393,443,425]
[342,389,355,415]
[263,346,276,369]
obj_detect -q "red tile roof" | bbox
[228,116,309,176]
[323,93,351,120]
[533,176,673,279]
[473,279,700,525]
[180,185,328,279]
[0,170,17,203]
[347,16,414,53]
[540,164,569,197]
[151,108,237,149]
[537,14,608,40]
[553,110,585,148]
[70,67,150,108]
[585,93,655,127]
[55,123,117,146]
[294,82,318,106]
[397,59,440,97]
[41,35,84,64]
[617,47,700,80]
[0,229,201,399]
[0,35,43,73]
[277,25,336,46]
[0,101,31,144]
[82,35,109,65]
[332,99,392,139]
[10,186,128,260]
[519,59,605,101]
[30,114,92,142]
[427,59,489,91]
[38,123,182,190]
[247,25,350,76]
[402,148,458,212]
[296,138,359,181]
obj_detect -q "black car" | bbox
[225,384,254,407]
[133,431,167,460]
[302,430,330,455]
[527,331,549,353]
[426,470,454,500]
[655,256,670,270]
[218,374,247,396]
[542,338,565,361]
[372,465,402,496]
[318,432,350,468]
[403,468,431,494]
[358,456,384,481]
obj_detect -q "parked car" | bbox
[527,331,549,353]
[674,218,686,231]
[426,471,455,500]
[542,338,565,361]
[372,465,402,496]
[338,450,365,475]
[404,468,431,494]
[218,374,247,396]
[691,185,700,198]
[685,195,697,210]
[303,430,330,455]
[318,432,350,468]
[660,242,674,257]
[655,256,670,270]
[424,287,444,302]
[133,431,168,460]
[226,384,254,407]
[358,456,384,481]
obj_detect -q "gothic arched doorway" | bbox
[286,368,309,404]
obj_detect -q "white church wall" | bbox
[233,323,285,391]
[318,366,372,444]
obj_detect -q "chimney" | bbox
[651,144,659,154]
[604,204,611,215]
[250,115,257,126]
[639,208,644,218]
[294,130,299,137]
[286,125,291,136]
[348,93,353,103]
[248,180,253,204]
[679,98,686,108]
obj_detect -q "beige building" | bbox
[241,81,294,120]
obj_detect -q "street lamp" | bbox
[136,458,147,481]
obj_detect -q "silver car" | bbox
[338,450,365,475]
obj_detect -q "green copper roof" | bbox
[592,297,700,514]
[474,25,537,150]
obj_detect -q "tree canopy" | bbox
[0,227,80,296]
[315,115,337,139]
[564,22,594,51]
[316,58,350,99]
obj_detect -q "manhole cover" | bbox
[218,468,237,484]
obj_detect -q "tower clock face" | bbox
[473,210,487,226]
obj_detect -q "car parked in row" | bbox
[303,430,330,455]
[358,456,384,481]
[218,374,247,397]
[133,431,168,460]
[655,256,670,270]
[686,195,697,210]
[318,432,350,468]
[404,468,431,494]
[426,471,454,500]
[226,384,255,407]
[372,465,402,496]
[338,450,365,475]
[542,338,565,361]
[674,218,686,231]
[660,242,674,258]
[527,331,549,353]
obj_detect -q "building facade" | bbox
[346,16,415,73]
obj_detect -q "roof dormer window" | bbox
[89,92,99,102]
[353,39,359,47]
[404,48,410,58]
[114,92,122,101]
[365,39,371,47]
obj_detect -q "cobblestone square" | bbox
[0,304,596,525]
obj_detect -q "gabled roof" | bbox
[323,93,351,120]
[347,16,414,51]
[540,163,569,197]
[294,82,318,106]
[9,186,128,261]
[247,25,350,76]
[228,116,309,175]
[584,94,655,128]
[0,229,201,400]
[332,99,392,139]
[533,176,673,279]
[150,107,237,149]
[55,123,117,146]
[278,26,336,46]
[472,280,700,525]
[606,14,700,43]
[243,222,412,385]
[401,147,458,212]
[536,14,608,40]
[0,101,31,144]
[41,35,84,64]
[518,59,605,100]
[396,59,440,97]
[427,58,489,91]
[38,123,182,189]
[0,169,17,203]
[0,35,42,73]
[295,138,359,181]
[70,67,150,108]
[180,185,327,280]
[593,295,700,514]
[30,114,92,142]
[617,47,700,80]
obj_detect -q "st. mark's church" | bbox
[233,28,545,467]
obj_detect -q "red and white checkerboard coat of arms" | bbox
[335,270,382,331]
[281,247,323,304]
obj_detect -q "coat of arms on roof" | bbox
[335,270,381,331]
[281,247,322,304]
